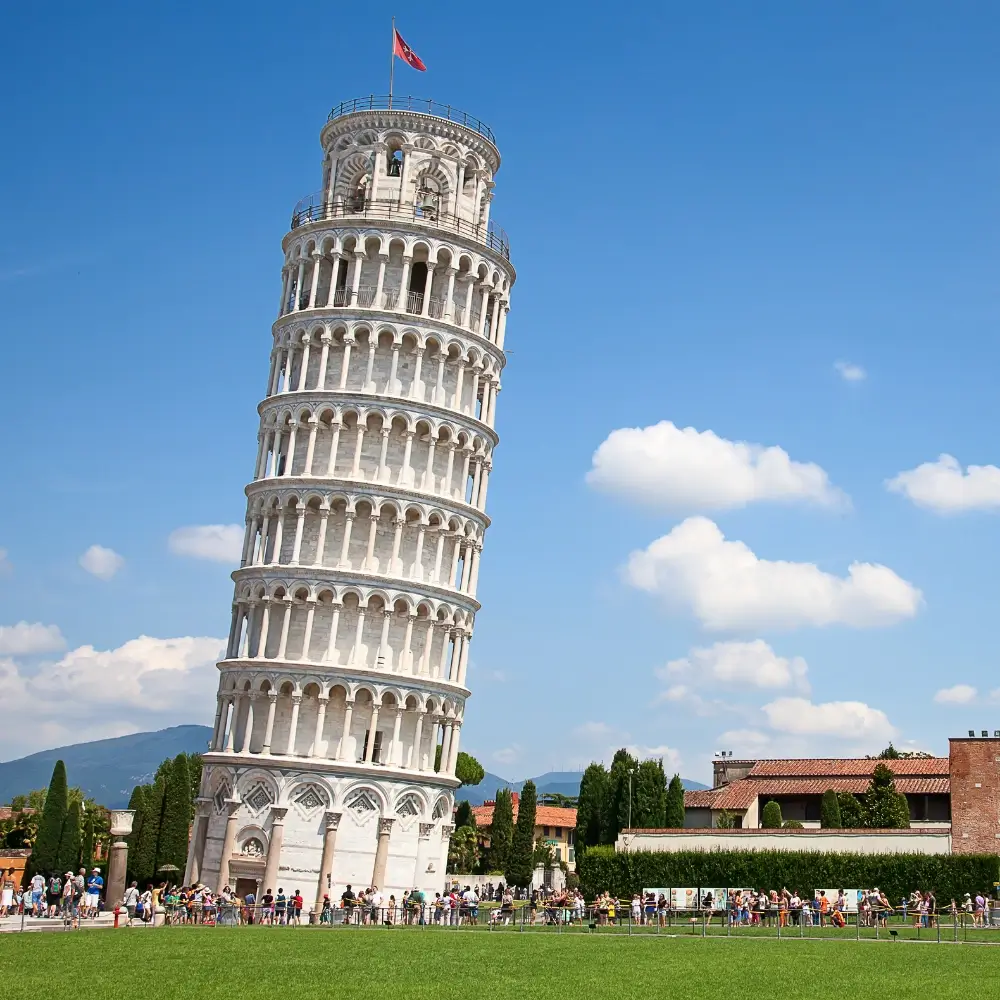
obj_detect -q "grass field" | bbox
[0,927,995,999]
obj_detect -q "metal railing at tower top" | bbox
[327,96,496,146]
[290,194,510,261]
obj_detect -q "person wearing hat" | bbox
[84,868,103,919]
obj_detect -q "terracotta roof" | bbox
[471,803,577,828]
[625,827,949,836]
[746,758,948,778]
[684,776,949,812]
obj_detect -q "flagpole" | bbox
[389,15,395,108]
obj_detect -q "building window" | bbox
[542,826,549,837]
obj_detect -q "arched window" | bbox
[415,178,440,220]
[387,149,403,177]
[349,174,369,212]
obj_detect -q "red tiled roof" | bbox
[746,758,949,778]
[684,776,949,811]
[472,802,577,828]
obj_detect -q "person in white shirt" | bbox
[369,887,383,924]
[122,882,140,925]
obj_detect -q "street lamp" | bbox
[626,767,637,851]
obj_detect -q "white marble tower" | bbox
[186,97,514,908]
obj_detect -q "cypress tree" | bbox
[56,800,82,874]
[187,753,204,804]
[664,774,686,829]
[575,763,607,855]
[125,785,146,885]
[864,763,907,828]
[27,760,68,879]
[892,791,912,829]
[156,754,193,877]
[506,779,537,888]
[820,789,842,828]
[488,788,514,874]
[454,800,476,829]
[633,758,667,828]
[761,800,783,828]
[837,792,864,828]
[134,778,166,887]
[603,748,639,844]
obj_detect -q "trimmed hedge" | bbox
[577,846,1000,903]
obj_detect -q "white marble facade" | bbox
[187,99,514,910]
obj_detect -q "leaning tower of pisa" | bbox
[185,97,513,907]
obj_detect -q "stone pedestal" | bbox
[105,809,135,909]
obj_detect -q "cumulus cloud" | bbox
[0,635,224,759]
[586,420,845,512]
[934,684,977,705]
[0,622,66,656]
[625,517,922,631]
[762,697,895,742]
[492,745,521,766]
[168,524,244,563]
[661,640,809,692]
[79,544,125,580]
[571,721,682,772]
[834,361,867,382]
[886,455,1000,514]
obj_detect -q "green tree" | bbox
[506,780,537,888]
[664,774,686,829]
[761,800,782,828]
[487,788,514,874]
[892,792,912,829]
[454,800,476,829]
[156,754,193,877]
[575,763,607,856]
[820,789,842,828]
[782,819,804,829]
[837,792,864,828]
[875,743,902,759]
[603,749,639,844]
[56,800,82,873]
[633,758,667,828]
[455,752,485,787]
[864,763,909,829]
[27,760,68,879]
[715,810,737,829]
[447,826,480,874]
[133,778,166,887]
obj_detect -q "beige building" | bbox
[472,794,577,869]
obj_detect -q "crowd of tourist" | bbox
[4,872,1000,931]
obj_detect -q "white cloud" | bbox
[661,640,809,692]
[625,516,922,631]
[886,455,1000,514]
[79,544,125,580]
[934,684,977,705]
[586,420,845,512]
[0,622,66,656]
[835,360,867,382]
[0,548,11,574]
[492,745,521,765]
[762,697,895,742]
[168,524,244,563]
[0,635,224,759]
[571,721,682,773]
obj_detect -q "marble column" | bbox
[261,806,287,895]
[216,798,242,893]
[183,798,212,886]
[371,817,394,889]
[313,811,342,915]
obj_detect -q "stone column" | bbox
[285,694,302,755]
[314,811,342,914]
[364,704,381,762]
[261,806,288,895]
[183,798,212,886]
[371,817,394,889]
[105,809,135,909]
[216,798,242,893]
[261,693,278,754]
[311,695,329,758]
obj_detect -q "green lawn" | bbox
[1,927,997,999]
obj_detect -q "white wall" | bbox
[618,830,952,855]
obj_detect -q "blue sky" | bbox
[2,2,1000,780]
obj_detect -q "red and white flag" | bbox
[393,29,426,71]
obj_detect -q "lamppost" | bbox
[626,767,637,851]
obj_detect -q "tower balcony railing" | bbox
[327,95,496,146]
[291,194,510,261]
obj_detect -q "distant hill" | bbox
[0,726,213,808]
[462,770,708,806]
